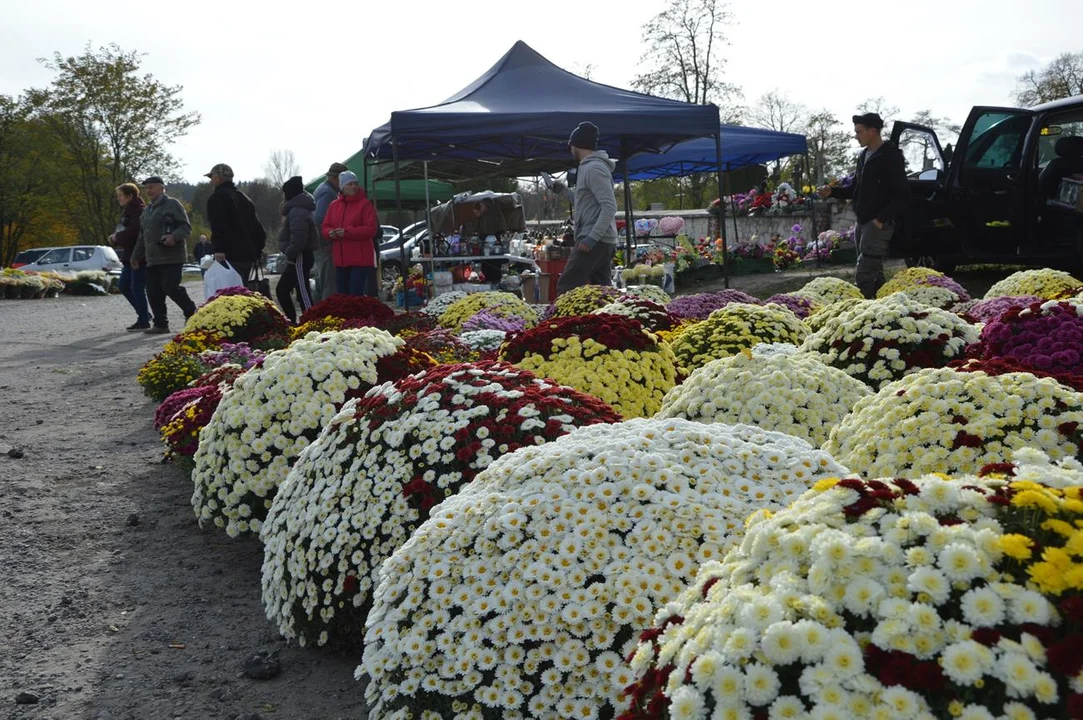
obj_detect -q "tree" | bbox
[25,43,200,244]
[803,110,853,185]
[1014,51,1083,107]
[264,149,300,187]
[900,110,962,173]
[749,90,808,184]
[857,97,901,130]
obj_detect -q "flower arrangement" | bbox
[297,293,395,328]
[383,311,439,337]
[460,310,527,334]
[667,290,762,322]
[260,362,619,648]
[658,216,685,236]
[157,384,224,462]
[878,267,971,308]
[670,303,808,372]
[420,291,467,317]
[361,418,848,719]
[438,291,538,332]
[804,298,870,334]
[198,342,264,370]
[620,264,666,288]
[657,350,872,446]
[799,276,864,306]
[136,351,209,402]
[594,298,679,333]
[965,300,1083,376]
[550,284,622,319]
[985,269,1083,300]
[190,328,404,538]
[458,329,507,353]
[634,218,658,237]
[289,316,346,341]
[799,294,979,389]
[403,328,478,364]
[375,344,437,384]
[950,356,1083,392]
[955,295,1042,324]
[622,284,671,305]
[876,266,948,298]
[0,268,65,298]
[500,314,678,418]
[764,292,820,319]
[392,265,426,295]
[824,366,1083,477]
[183,293,291,347]
[621,448,1083,720]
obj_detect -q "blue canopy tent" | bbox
[359,41,725,299]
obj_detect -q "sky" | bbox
[0,0,1077,184]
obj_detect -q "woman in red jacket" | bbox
[320,171,378,296]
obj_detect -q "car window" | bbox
[1036,109,1083,168]
[72,247,94,262]
[38,248,71,265]
[897,126,945,176]
[964,112,1030,170]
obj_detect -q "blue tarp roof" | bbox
[363,41,720,179]
[615,125,809,181]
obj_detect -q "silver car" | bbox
[19,245,123,274]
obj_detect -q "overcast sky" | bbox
[1,0,1076,184]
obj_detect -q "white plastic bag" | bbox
[203,260,243,300]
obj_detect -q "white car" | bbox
[20,245,123,274]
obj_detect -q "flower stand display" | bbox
[877,267,972,308]
[499,314,679,418]
[824,366,1083,477]
[667,290,762,322]
[657,350,872,447]
[964,300,1083,376]
[419,290,467,317]
[799,294,978,389]
[622,448,1083,720]
[670,303,808,372]
[438,290,538,332]
[190,328,404,538]
[549,284,622,318]
[259,362,619,648]
[360,418,848,719]
[593,297,680,333]
[984,268,1083,300]
[457,329,508,354]
[460,310,528,333]
[298,294,396,328]
[798,276,864,306]
[403,328,479,364]
[622,285,672,305]
[184,289,291,348]
[136,329,228,402]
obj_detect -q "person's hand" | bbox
[575,242,591,253]
[214,252,226,262]
[817,186,833,199]
[873,219,885,230]
[108,233,116,245]
[162,234,176,247]
[130,259,140,269]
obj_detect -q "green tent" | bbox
[304,151,454,205]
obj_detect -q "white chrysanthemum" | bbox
[657,350,871,446]
[623,284,673,304]
[190,328,403,538]
[361,418,847,718]
[457,329,507,352]
[420,291,467,316]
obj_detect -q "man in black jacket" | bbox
[205,163,261,283]
[820,113,910,298]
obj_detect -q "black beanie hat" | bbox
[569,121,599,151]
[282,175,304,201]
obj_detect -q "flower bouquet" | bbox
[594,297,679,333]
[658,216,685,236]
[622,448,1083,720]
[658,350,871,446]
[799,294,979,389]
[985,269,1083,300]
[670,303,808,372]
[190,328,404,538]
[500,314,678,418]
[824,366,1083,477]
[799,276,864,306]
[622,284,672,305]
[764,292,820,319]
[184,292,291,348]
[297,294,395,328]
[634,218,658,237]
[438,291,538,332]
[550,283,622,318]
[954,295,1042,325]
[667,290,762,322]
[361,418,848,719]
[965,300,1083,376]
[260,361,619,648]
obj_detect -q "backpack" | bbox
[232,188,267,253]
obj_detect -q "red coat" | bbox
[321,190,378,268]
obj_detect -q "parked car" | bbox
[10,248,54,268]
[889,95,1083,272]
[18,245,123,274]
[380,225,400,243]
[379,221,430,281]
[265,253,287,275]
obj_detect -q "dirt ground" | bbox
[0,264,1017,720]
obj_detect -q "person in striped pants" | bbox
[276,176,318,322]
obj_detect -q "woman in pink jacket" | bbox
[320,171,379,296]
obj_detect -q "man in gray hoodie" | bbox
[556,122,619,295]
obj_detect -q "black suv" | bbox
[890,95,1083,272]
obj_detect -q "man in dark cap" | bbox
[555,121,618,296]
[312,162,350,301]
[130,176,197,333]
[205,163,264,286]
[819,112,910,298]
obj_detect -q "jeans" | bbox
[118,264,150,324]
[275,251,315,322]
[556,241,615,296]
[145,263,197,329]
[336,266,377,297]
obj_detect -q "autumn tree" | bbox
[749,90,807,184]
[263,149,300,187]
[803,110,854,185]
[1015,51,1083,107]
[25,44,200,244]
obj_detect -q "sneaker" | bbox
[126,322,150,332]
[144,326,170,335]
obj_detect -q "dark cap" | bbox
[852,112,885,130]
[569,121,599,151]
[282,175,304,201]
[141,176,165,186]
[326,162,349,175]
[204,163,234,179]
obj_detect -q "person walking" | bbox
[205,163,261,284]
[555,121,618,296]
[321,170,379,297]
[819,112,910,298]
[109,182,150,331]
[312,162,348,300]
[130,176,197,334]
[275,176,318,322]
[192,234,214,277]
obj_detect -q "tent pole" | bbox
[715,132,728,289]
[621,138,635,275]
[678,162,684,210]
[805,151,822,270]
[394,138,408,311]
[424,161,433,259]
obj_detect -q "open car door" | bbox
[889,122,954,267]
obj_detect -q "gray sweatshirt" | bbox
[573,151,618,248]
